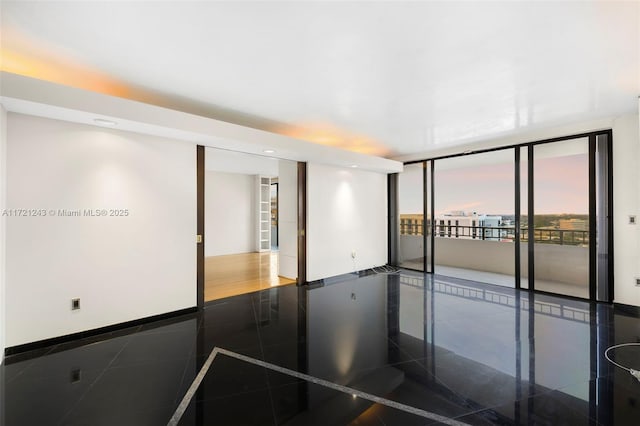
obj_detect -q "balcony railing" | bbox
[399,221,588,246]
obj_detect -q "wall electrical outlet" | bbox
[635,278,640,287]
[71,298,80,310]
[630,215,637,225]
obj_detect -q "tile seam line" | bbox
[168,346,472,426]
[57,334,136,426]
[217,346,471,426]
[167,347,220,426]
[250,292,279,426]
[171,337,200,407]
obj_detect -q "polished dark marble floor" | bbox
[2,271,640,425]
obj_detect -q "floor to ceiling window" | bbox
[519,146,529,289]
[433,149,515,287]
[393,130,613,302]
[398,162,425,271]
[595,133,613,302]
[532,138,590,299]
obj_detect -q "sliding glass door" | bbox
[433,150,515,287]
[532,139,590,298]
[398,163,425,271]
[595,133,613,302]
[394,130,613,302]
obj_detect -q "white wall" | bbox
[307,163,387,281]
[278,160,298,279]
[205,148,279,176]
[613,111,640,306]
[204,170,255,257]
[0,106,7,361]
[6,113,196,347]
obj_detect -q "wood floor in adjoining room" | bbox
[205,251,296,302]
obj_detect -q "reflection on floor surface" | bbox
[3,271,640,425]
[401,261,589,299]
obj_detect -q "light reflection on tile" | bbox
[3,271,640,425]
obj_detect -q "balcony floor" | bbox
[399,259,589,299]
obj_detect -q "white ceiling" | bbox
[0,72,402,173]
[1,1,638,159]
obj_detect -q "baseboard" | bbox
[307,267,382,287]
[4,306,197,358]
[614,302,640,318]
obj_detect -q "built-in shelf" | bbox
[256,175,272,252]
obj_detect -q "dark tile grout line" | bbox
[5,344,60,385]
[2,347,53,385]
[374,412,389,426]
[215,347,471,426]
[250,292,279,426]
[4,324,188,383]
[441,371,611,425]
[190,382,275,403]
[449,386,604,426]
[167,346,221,426]
[168,346,473,426]
[383,333,588,420]
[250,286,575,422]
[56,328,140,426]
[171,317,204,407]
[384,334,475,410]
[3,316,189,367]
[6,277,629,425]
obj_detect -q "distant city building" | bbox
[399,212,508,241]
[399,213,587,245]
[435,212,506,241]
[558,218,588,231]
[399,213,424,235]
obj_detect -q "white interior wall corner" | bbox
[5,113,197,347]
[0,105,7,362]
[306,163,387,281]
[204,170,255,257]
[612,111,640,306]
[277,160,298,279]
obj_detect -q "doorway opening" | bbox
[202,148,298,302]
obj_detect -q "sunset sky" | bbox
[399,153,589,216]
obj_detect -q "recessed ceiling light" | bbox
[350,164,358,168]
[263,149,276,154]
[94,118,117,126]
